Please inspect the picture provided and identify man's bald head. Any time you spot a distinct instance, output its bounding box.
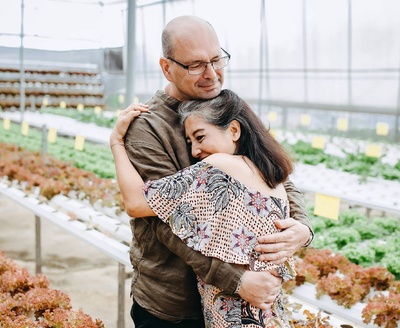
[162,15,216,58]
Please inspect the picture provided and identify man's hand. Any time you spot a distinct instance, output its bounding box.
[237,270,282,310]
[254,218,311,264]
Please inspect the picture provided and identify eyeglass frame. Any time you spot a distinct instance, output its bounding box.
[167,48,231,75]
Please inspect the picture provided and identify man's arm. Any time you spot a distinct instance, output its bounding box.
[125,118,282,306]
[284,179,311,226]
[255,179,314,264]
[152,219,281,310]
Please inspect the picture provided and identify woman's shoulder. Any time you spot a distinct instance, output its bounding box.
[202,153,239,167]
[202,153,247,175]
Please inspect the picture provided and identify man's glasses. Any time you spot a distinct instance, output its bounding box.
[167,48,231,75]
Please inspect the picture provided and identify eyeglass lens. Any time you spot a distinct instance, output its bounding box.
[188,56,229,75]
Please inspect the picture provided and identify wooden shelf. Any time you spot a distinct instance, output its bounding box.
[0,66,105,110]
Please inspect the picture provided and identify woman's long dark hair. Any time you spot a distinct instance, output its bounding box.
[178,89,293,189]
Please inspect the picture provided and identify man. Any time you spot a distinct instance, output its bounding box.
[123,15,313,327]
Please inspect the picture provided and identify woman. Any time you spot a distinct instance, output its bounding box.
[110,89,296,327]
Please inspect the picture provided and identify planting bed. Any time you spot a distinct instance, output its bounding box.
[0,111,399,327]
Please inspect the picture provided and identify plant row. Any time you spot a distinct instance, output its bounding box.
[309,209,400,279]
[0,143,124,210]
[283,139,400,182]
[43,107,117,128]
[0,251,104,328]
[1,141,399,277]
[283,247,400,328]
[37,108,400,182]
[1,119,400,184]
[0,250,335,328]
[1,142,399,327]
[0,121,116,179]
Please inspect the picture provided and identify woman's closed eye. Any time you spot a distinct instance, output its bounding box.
[195,135,205,143]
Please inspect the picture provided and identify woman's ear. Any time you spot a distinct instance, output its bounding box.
[159,57,173,82]
[229,120,241,142]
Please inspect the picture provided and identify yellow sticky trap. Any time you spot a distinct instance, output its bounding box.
[3,118,10,130]
[314,193,340,220]
[60,101,67,109]
[337,118,348,131]
[376,122,389,136]
[268,111,277,122]
[365,144,381,158]
[21,121,29,136]
[301,114,311,126]
[269,130,277,138]
[47,128,57,143]
[311,136,325,149]
[115,109,122,117]
[133,96,140,104]
[94,106,102,115]
[42,97,49,106]
[118,94,125,104]
[75,135,85,151]
[77,103,84,112]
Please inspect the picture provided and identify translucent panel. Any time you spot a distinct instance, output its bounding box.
[308,78,349,104]
[269,78,305,101]
[306,0,348,69]
[266,0,304,69]
[0,0,125,50]
[351,0,400,68]
[192,0,261,71]
[0,0,399,122]
[0,0,21,34]
[352,79,398,108]
[0,35,21,48]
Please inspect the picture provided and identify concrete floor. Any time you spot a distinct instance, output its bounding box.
[0,194,134,328]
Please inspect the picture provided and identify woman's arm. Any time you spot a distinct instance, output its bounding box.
[110,105,155,218]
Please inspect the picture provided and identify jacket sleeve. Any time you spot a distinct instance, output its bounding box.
[283,179,314,236]
[152,219,244,293]
[124,118,244,292]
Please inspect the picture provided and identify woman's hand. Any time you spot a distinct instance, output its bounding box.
[109,103,149,146]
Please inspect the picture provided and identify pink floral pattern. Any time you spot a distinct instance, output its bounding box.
[144,161,295,327]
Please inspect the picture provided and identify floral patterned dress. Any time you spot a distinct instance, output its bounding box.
[143,161,296,328]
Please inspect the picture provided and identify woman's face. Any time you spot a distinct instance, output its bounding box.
[184,115,239,160]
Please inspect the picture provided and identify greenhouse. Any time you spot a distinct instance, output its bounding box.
[0,0,399,327]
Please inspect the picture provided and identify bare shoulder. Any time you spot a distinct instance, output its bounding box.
[202,153,246,174]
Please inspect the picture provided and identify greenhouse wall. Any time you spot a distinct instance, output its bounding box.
[1,0,399,140]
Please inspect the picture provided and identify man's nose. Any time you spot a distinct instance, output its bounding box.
[202,62,218,77]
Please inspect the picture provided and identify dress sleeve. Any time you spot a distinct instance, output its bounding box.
[125,119,244,292]
[144,163,296,280]
[143,163,207,237]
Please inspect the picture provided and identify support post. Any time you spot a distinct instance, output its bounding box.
[117,263,126,328]
[125,0,137,107]
[35,215,42,274]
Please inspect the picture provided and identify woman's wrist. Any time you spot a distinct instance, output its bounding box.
[110,142,125,149]
[109,132,124,147]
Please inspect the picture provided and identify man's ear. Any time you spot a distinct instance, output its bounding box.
[160,57,173,82]
[229,120,241,141]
